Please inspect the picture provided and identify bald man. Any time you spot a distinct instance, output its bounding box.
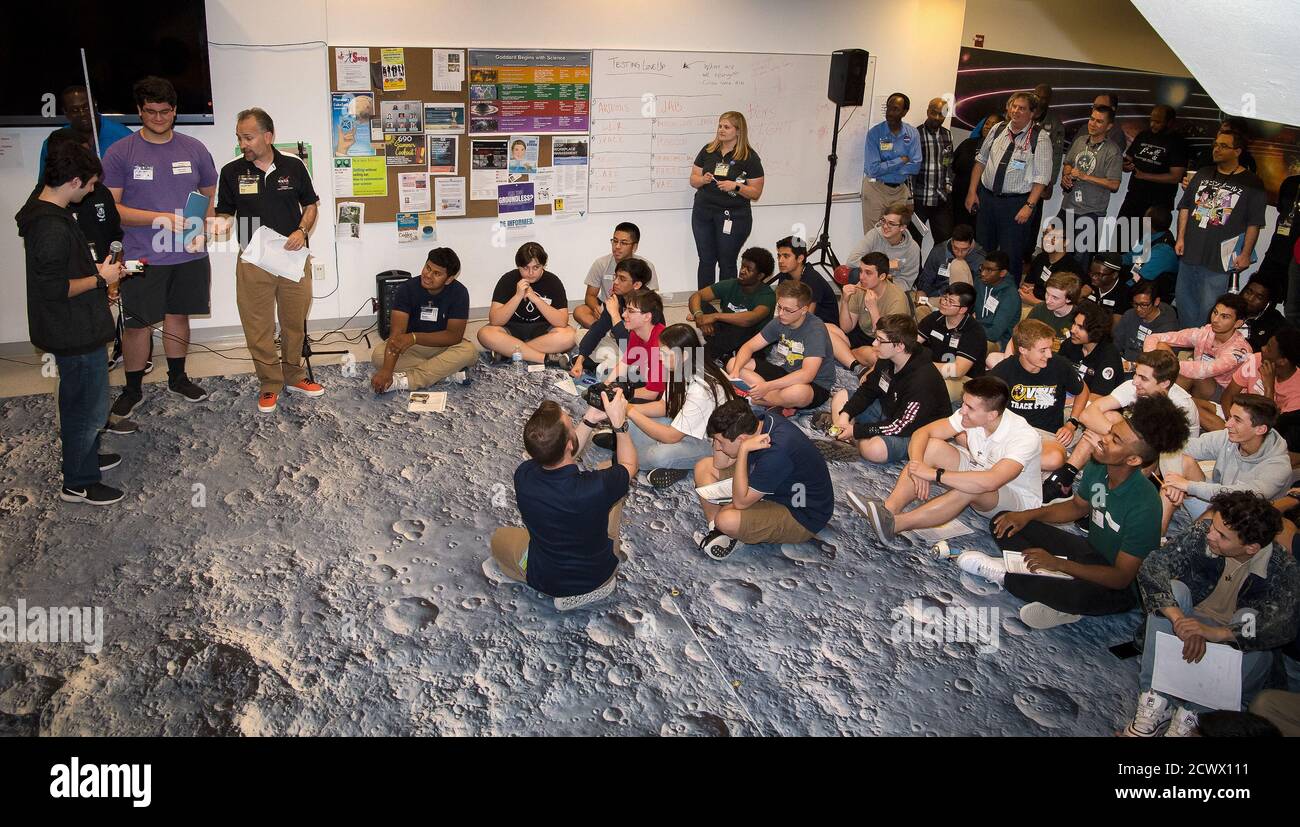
[910,97,955,247]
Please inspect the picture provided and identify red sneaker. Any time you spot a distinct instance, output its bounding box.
[258,392,278,413]
[286,380,325,397]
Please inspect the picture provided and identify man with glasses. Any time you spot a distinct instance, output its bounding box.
[727,281,835,413]
[964,91,1053,283]
[37,86,133,180]
[821,313,949,463]
[576,222,657,329]
[974,250,1021,350]
[918,282,986,402]
[916,223,984,300]
[102,76,217,418]
[847,202,921,293]
[1175,131,1267,331]
[1114,281,1179,375]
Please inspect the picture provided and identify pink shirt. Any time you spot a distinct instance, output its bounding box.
[1232,354,1300,412]
[1143,324,1251,388]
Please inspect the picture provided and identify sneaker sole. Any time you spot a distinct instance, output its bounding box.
[284,386,325,397]
[1120,719,1171,737]
[258,402,278,413]
[59,490,124,506]
[647,469,690,488]
[167,386,209,403]
[112,396,143,419]
[554,575,616,611]
[98,458,122,472]
[102,423,138,435]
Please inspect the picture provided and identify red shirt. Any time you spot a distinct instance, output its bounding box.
[626,323,666,394]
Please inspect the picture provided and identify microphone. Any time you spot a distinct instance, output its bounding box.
[108,240,123,265]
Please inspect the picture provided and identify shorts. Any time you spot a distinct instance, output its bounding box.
[750,359,832,408]
[1034,426,1083,451]
[120,257,212,328]
[505,318,554,342]
[872,433,911,462]
[717,465,816,544]
[956,445,1038,517]
[847,326,875,349]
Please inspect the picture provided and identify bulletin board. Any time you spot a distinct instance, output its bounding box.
[328,46,561,223]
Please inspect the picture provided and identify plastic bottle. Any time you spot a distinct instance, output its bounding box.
[511,346,523,369]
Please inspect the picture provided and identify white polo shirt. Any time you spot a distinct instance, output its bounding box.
[1108,380,1201,439]
[948,408,1042,507]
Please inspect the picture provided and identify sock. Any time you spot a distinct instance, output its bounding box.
[125,370,145,394]
[166,357,186,380]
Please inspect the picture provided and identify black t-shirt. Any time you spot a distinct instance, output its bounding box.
[990,354,1084,431]
[693,145,764,213]
[514,461,629,598]
[391,277,470,334]
[775,266,838,326]
[1178,166,1268,273]
[1259,175,1299,277]
[216,149,320,248]
[918,311,987,377]
[1124,128,1189,209]
[491,270,568,325]
[1025,252,1081,300]
[1241,306,1287,353]
[31,180,122,262]
[1059,339,1124,396]
[1086,280,1132,317]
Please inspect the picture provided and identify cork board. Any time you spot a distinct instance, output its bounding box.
[328,46,556,222]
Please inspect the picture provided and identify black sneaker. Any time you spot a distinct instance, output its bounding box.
[102,417,138,435]
[1041,465,1078,503]
[810,411,836,433]
[60,482,125,506]
[647,467,690,488]
[545,352,571,371]
[98,453,122,472]
[167,374,208,402]
[111,388,143,419]
[592,430,615,451]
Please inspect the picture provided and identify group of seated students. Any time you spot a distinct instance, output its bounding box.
[367,205,1300,736]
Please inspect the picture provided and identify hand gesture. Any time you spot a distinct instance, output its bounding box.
[96,258,124,286]
[1022,548,1061,573]
[739,432,771,454]
[603,388,629,429]
[992,510,1032,538]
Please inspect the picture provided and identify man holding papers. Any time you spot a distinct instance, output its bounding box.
[102,77,218,416]
[215,108,322,413]
[1123,491,1299,736]
[970,395,1189,630]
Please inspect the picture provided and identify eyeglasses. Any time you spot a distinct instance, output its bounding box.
[610,238,634,247]
[875,337,895,346]
[939,295,962,305]
[775,304,803,315]
[879,219,904,229]
[141,107,175,119]
[1132,301,1154,310]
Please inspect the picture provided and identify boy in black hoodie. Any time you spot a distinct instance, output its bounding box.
[17,141,127,505]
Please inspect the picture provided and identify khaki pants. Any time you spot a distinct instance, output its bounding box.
[490,485,627,584]
[369,338,478,389]
[861,180,912,233]
[236,258,313,393]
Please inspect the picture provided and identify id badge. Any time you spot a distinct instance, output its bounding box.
[878,376,891,393]
[880,141,893,152]
[420,305,438,323]
[1009,158,1026,172]
[713,162,729,177]
[239,175,259,195]
[133,165,153,181]
[938,264,950,278]
[723,219,733,235]
[1074,188,1084,204]
[172,161,193,176]
[984,294,1000,314]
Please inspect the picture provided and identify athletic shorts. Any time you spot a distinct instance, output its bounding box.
[750,359,831,409]
[119,257,212,328]
[717,465,816,544]
[956,445,1038,517]
[1034,426,1084,451]
[847,326,875,350]
[505,319,554,343]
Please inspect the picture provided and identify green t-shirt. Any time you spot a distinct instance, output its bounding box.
[710,279,776,319]
[1077,461,1162,566]
[1026,303,1074,350]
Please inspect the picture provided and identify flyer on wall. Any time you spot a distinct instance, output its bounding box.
[380,100,424,135]
[397,211,437,245]
[532,166,554,205]
[387,133,426,166]
[427,136,459,175]
[424,103,466,134]
[507,135,540,174]
[399,172,432,212]
[381,48,407,92]
[467,50,591,135]
[433,48,465,92]
[497,181,536,237]
[551,135,589,222]
[334,47,371,92]
[331,93,376,157]
[470,139,508,200]
[434,177,467,217]
[336,202,364,241]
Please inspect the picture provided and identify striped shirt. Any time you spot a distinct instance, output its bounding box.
[914,124,953,206]
[975,121,1053,194]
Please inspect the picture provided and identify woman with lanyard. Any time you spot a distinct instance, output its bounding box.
[690,112,765,290]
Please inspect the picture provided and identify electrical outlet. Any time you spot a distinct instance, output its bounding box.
[312,259,326,281]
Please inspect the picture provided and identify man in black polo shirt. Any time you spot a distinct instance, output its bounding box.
[215,108,321,413]
[773,235,838,326]
[1083,251,1131,323]
[918,281,986,402]
[1060,300,1125,397]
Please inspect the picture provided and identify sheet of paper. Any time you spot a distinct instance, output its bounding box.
[336,202,363,242]
[427,135,458,174]
[553,377,579,396]
[381,48,406,92]
[334,47,371,92]
[398,172,431,211]
[424,103,466,135]
[0,133,23,168]
[912,520,974,544]
[407,391,447,413]
[433,49,465,92]
[551,136,589,223]
[532,166,554,206]
[349,156,387,196]
[239,226,310,281]
[396,211,436,246]
[434,177,467,217]
[470,139,508,199]
[695,478,734,505]
[526,363,546,374]
[1152,631,1243,711]
[497,181,535,237]
[1002,550,1073,579]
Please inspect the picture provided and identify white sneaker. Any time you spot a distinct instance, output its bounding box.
[957,551,1007,586]
[1164,706,1199,737]
[376,372,409,393]
[1121,690,1172,737]
[1019,602,1083,629]
[554,574,617,611]
[693,526,740,560]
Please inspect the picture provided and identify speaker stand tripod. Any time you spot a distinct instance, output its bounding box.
[301,321,348,385]
[805,101,844,282]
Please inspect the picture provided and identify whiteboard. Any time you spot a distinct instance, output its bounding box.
[589,50,876,213]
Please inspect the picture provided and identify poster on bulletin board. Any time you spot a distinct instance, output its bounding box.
[467,50,590,135]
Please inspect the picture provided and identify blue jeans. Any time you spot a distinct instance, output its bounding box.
[975,187,1032,283]
[629,416,712,469]
[1138,580,1273,711]
[692,207,752,289]
[853,399,908,461]
[55,347,109,489]
[1174,262,1229,329]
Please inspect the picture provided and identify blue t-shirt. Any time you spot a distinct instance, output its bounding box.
[746,414,834,534]
[392,277,469,334]
[37,117,134,180]
[514,461,630,598]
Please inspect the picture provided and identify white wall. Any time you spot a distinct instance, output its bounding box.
[2,0,969,346]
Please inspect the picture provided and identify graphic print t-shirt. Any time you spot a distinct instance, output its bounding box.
[990,354,1084,431]
[1178,167,1267,273]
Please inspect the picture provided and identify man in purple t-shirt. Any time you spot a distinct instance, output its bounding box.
[102,76,217,418]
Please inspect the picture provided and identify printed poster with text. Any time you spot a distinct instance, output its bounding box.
[467,50,590,136]
[497,181,536,236]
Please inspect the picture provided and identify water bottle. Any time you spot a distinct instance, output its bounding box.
[511,346,523,369]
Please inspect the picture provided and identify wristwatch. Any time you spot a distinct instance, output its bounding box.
[1067,417,1084,430]
[94,274,107,290]
[610,422,629,433]
[935,468,944,485]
